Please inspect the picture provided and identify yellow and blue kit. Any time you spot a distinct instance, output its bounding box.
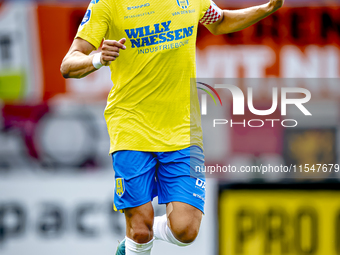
[76,0,222,212]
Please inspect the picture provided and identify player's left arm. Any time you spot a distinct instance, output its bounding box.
[204,0,284,35]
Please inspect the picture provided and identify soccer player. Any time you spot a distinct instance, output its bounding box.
[60,0,283,254]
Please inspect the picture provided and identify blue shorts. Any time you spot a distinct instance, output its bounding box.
[112,146,205,213]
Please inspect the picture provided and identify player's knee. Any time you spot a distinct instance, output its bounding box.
[130,226,153,244]
[171,222,199,244]
[127,216,153,243]
[125,202,154,243]
[168,204,202,244]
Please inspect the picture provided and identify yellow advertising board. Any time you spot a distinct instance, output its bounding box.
[219,189,340,255]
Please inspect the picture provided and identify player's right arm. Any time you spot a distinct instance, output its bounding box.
[60,38,126,79]
[60,0,126,79]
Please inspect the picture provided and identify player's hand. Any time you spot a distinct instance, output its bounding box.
[100,38,127,66]
[269,0,284,12]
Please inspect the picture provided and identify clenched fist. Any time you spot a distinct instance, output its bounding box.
[269,0,284,12]
[100,38,127,66]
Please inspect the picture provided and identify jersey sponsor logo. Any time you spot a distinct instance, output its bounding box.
[90,0,100,4]
[124,11,155,20]
[125,21,194,48]
[81,10,91,26]
[127,3,150,11]
[115,178,125,197]
[176,0,189,9]
[196,178,206,190]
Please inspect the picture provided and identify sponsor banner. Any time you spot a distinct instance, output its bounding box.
[0,175,216,255]
[219,183,340,255]
[0,174,124,255]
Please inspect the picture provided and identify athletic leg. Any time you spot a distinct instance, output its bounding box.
[124,202,154,255]
[153,146,205,246]
[125,202,154,243]
[167,201,202,243]
[112,151,158,255]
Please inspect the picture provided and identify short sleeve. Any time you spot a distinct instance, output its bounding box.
[199,0,211,20]
[76,0,112,49]
[199,0,223,25]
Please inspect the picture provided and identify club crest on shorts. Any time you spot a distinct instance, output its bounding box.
[176,0,189,9]
[116,178,125,197]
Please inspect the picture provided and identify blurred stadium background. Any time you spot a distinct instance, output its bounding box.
[0,0,340,254]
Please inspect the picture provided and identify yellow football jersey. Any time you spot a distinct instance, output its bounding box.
[76,0,211,153]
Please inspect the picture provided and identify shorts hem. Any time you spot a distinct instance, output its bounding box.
[158,196,205,214]
[114,198,152,211]
[109,144,204,155]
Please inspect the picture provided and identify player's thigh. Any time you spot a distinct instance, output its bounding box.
[112,150,157,211]
[167,201,202,229]
[156,146,206,213]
